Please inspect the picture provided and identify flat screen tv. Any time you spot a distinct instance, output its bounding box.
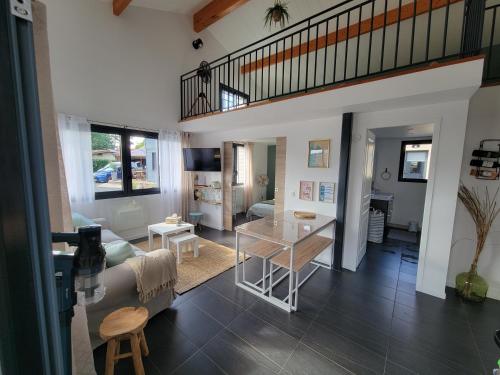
[183,148,221,172]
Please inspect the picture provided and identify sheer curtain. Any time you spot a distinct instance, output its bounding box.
[181,132,192,220]
[58,113,94,205]
[244,142,254,209]
[159,130,182,218]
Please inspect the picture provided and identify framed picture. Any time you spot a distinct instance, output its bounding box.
[299,181,314,201]
[308,139,330,168]
[319,182,335,203]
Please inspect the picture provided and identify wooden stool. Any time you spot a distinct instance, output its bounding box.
[99,307,149,375]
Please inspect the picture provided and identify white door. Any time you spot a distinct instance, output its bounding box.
[357,130,376,264]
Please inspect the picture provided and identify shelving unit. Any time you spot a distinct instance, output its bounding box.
[194,185,222,205]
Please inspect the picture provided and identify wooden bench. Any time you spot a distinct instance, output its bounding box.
[239,239,284,293]
[269,234,333,309]
[169,232,199,264]
[270,235,333,272]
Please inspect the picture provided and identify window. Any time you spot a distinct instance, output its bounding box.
[232,144,246,185]
[220,84,249,112]
[91,124,160,199]
[398,140,432,183]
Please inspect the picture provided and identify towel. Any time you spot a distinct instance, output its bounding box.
[125,249,177,303]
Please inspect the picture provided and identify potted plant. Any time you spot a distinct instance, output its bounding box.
[264,0,290,29]
[456,183,500,302]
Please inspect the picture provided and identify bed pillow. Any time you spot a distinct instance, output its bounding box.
[103,240,136,267]
[71,212,95,228]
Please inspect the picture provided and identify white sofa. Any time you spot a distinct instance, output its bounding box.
[79,221,176,349]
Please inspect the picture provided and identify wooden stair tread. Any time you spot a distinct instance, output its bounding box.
[241,240,283,258]
[270,235,333,272]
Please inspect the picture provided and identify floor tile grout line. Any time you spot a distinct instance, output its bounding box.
[382,244,482,374]
[178,231,493,374]
[168,301,243,375]
[467,315,489,374]
[297,287,388,375]
[175,271,310,374]
[220,263,338,373]
[245,307,306,342]
[383,243,404,375]
[224,324,288,373]
[277,285,356,375]
[307,317,392,364]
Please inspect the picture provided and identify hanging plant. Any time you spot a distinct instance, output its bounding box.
[264,0,290,29]
[455,183,500,302]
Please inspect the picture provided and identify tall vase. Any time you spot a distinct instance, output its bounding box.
[456,264,488,302]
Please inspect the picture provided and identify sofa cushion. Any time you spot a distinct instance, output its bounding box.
[71,212,95,228]
[103,240,136,267]
[101,229,123,244]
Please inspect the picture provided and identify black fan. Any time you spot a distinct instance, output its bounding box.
[197,61,211,84]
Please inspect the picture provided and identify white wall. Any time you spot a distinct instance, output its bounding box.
[252,143,269,204]
[448,86,500,300]
[373,137,429,228]
[346,101,471,299]
[192,117,342,225]
[192,117,342,264]
[44,0,226,130]
[43,0,227,239]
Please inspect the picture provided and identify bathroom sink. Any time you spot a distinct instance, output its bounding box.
[371,192,394,201]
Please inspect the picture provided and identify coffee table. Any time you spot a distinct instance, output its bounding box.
[148,222,195,251]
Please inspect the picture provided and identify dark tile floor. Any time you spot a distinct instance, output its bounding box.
[94,228,500,374]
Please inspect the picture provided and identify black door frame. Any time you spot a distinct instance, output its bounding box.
[0,1,64,374]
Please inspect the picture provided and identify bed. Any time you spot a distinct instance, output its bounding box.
[246,199,275,219]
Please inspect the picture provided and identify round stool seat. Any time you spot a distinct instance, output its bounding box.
[100,307,150,375]
[189,212,203,218]
[100,307,148,340]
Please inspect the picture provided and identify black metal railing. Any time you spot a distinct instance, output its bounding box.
[181,0,491,120]
[483,1,500,82]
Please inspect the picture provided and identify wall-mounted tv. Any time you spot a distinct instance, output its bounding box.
[183,148,221,172]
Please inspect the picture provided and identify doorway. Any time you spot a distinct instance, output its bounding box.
[222,137,286,230]
[357,124,434,288]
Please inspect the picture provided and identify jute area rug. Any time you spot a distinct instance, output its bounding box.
[134,236,244,294]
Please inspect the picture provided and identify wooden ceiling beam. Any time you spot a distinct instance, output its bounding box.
[113,0,133,16]
[193,0,249,33]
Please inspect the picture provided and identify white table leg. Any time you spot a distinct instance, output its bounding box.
[161,233,166,249]
[194,238,199,257]
[269,263,274,297]
[242,251,246,283]
[262,258,266,293]
[294,271,299,310]
[288,244,295,311]
[190,227,194,234]
[177,242,181,264]
[148,229,153,251]
[235,232,240,284]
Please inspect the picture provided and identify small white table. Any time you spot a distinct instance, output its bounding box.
[148,222,195,251]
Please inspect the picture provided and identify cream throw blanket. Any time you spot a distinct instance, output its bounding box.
[125,249,177,303]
